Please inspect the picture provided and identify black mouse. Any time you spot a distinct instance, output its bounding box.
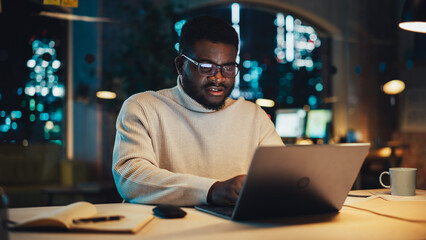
[153,204,187,219]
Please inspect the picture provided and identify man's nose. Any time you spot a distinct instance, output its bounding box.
[209,68,225,83]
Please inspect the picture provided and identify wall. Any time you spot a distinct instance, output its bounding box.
[69,0,103,181]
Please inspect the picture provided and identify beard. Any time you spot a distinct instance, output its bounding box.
[181,76,234,111]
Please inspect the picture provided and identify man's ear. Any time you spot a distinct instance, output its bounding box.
[174,56,183,75]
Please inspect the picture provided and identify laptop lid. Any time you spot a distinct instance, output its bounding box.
[231,143,370,220]
[196,143,370,221]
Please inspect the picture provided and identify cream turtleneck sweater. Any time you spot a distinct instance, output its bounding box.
[112,80,284,206]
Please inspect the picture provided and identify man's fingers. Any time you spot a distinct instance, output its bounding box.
[233,185,241,195]
[210,174,247,206]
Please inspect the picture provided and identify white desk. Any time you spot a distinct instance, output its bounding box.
[8,190,426,240]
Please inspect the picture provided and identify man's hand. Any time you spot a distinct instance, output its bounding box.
[207,175,246,206]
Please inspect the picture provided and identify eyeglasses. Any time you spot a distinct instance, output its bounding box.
[181,54,239,78]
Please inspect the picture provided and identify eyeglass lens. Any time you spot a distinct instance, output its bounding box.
[198,63,238,77]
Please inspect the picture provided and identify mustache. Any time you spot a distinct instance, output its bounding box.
[203,82,227,89]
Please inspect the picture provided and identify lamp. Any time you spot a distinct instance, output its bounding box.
[382,79,405,95]
[96,91,117,100]
[382,79,405,106]
[39,11,114,22]
[255,98,275,108]
[399,0,426,33]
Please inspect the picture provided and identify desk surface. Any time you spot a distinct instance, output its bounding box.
[8,190,426,240]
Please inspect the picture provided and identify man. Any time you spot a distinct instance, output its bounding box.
[112,16,283,206]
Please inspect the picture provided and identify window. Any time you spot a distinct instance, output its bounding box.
[0,2,67,144]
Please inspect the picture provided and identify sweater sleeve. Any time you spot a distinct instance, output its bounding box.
[112,97,216,206]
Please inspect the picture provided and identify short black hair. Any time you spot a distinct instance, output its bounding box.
[179,15,239,55]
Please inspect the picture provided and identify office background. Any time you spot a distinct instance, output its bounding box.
[0,0,425,207]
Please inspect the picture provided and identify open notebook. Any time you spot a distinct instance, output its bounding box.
[10,201,154,233]
[196,143,370,221]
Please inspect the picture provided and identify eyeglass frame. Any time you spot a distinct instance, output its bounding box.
[181,54,240,78]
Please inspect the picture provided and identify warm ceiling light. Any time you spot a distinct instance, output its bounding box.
[383,80,405,95]
[255,98,275,107]
[39,11,114,22]
[96,91,117,99]
[399,0,426,33]
[399,22,426,33]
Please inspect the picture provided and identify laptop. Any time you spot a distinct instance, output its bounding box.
[195,143,370,221]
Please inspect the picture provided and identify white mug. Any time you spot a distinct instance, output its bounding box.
[379,168,417,196]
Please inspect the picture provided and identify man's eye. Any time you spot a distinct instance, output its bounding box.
[223,65,235,71]
[199,63,214,72]
[199,63,213,69]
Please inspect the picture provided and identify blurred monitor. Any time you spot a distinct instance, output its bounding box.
[305,109,332,139]
[274,109,306,138]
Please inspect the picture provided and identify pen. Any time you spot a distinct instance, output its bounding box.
[347,194,372,198]
[72,215,125,224]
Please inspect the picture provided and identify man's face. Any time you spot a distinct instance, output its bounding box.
[177,40,238,110]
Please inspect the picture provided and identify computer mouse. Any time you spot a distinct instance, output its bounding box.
[153,204,187,219]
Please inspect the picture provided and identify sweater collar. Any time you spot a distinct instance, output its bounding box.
[174,77,234,113]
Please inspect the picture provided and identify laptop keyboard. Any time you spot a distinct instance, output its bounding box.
[196,204,235,218]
